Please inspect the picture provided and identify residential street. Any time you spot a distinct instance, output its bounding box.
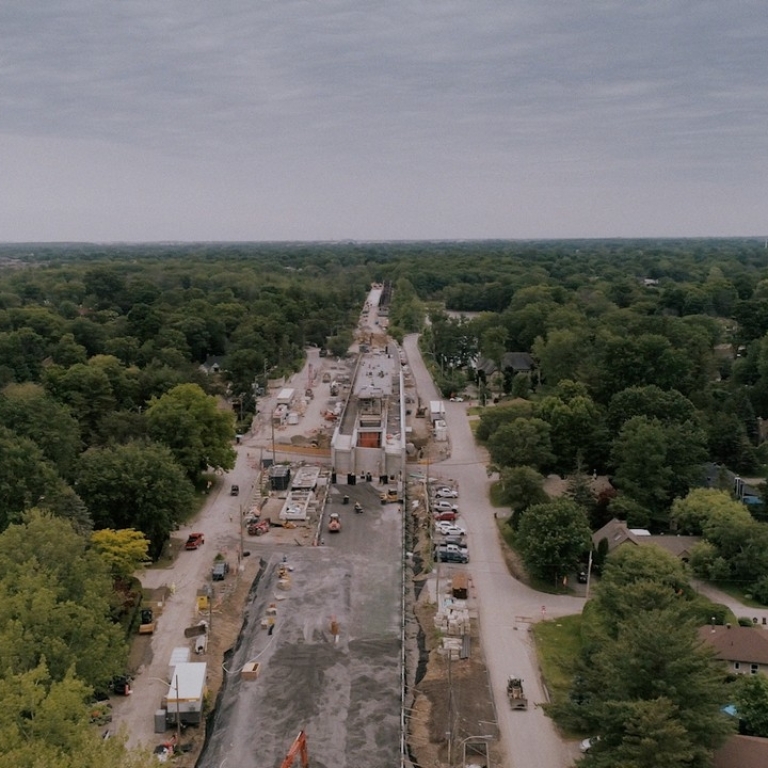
[403,334,585,768]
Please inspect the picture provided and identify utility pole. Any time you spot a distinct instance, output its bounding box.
[174,673,181,743]
[271,411,276,464]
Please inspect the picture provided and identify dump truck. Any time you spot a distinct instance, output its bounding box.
[507,675,527,710]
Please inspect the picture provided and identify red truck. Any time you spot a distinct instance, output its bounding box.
[185,532,205,550]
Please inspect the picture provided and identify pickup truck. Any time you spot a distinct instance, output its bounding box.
[435,545,469,564]
[185,532,205,550]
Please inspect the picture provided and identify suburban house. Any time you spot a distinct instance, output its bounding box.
[713,735,768,768]
[475,352,535,379]
[698,625,768,676]
[592,518,700,561]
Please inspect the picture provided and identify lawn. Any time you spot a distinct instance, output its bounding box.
[531,613,583,708]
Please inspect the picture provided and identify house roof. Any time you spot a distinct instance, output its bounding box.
[592,518,700,558]
[592,518,641,552]
[713,735,768,768]
[698,625,768,666]
[643,535,700,559]
[476,352,535,376]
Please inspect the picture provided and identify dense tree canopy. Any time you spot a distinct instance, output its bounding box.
[76,441,194,557]
[515,498,593,585]
[145,383,236,482]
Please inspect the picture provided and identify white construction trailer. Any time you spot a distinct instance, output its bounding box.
[164,662,207,726]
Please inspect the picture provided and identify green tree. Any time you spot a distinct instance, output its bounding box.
[0,382,81,478]
[497,466,548,525]
[487,417,554,471]
[611,416,707,519]
[536,388,609,473]
[670,489,746,536]
[90,528,150,580]
[0,512,126,688]
[516,498,592,584]
[607,385,697,431]
[480,326,508,395]
[0,664,156,767]
[592,546,694,636]
[145,383,236,481]
[532,328,589,387]
[475,400,534,442]
[76,441,194,558]
[579,609,733,767]
[734,671,768,737]
[43,362,117,443]
[0,425,80,531]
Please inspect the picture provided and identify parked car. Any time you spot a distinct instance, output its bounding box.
[436,548,469,564]
[433,487,459,499]
[433,500,459,513]
[109,675,132,696]
[577,571,588,584]
[433,511,458,522]
[434,522,466,537]
[185,532,205,550]
[212,561,229,581]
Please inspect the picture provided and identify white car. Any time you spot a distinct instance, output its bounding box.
[433,487,458,499]
[434,522,465,537]
[433,500,459,513]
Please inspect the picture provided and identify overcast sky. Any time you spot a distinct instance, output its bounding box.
[1,1,766,242]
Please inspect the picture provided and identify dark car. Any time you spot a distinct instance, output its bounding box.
[577,571,588,584]
[436,549,469,564]
[212,561,229,581]
[230,484,239,496]
[110,675,132,696]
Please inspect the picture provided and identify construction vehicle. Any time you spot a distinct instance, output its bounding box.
[328,512,341,532]
[248,519,270,536]
[380,489,399,504]
[507,675,527,710]
[139,608,155,634]
[280,730,309,768]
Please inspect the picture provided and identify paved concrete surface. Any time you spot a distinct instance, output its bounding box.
[198,483,403,768]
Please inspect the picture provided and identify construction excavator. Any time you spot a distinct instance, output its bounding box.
[280,730,309,768]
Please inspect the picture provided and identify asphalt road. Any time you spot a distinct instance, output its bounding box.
[403,333,586,768]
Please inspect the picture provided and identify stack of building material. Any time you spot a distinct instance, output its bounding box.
[434,600,470,636]
[439,636,464,659]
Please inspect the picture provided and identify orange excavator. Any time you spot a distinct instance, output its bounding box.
[280,730,309,768]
